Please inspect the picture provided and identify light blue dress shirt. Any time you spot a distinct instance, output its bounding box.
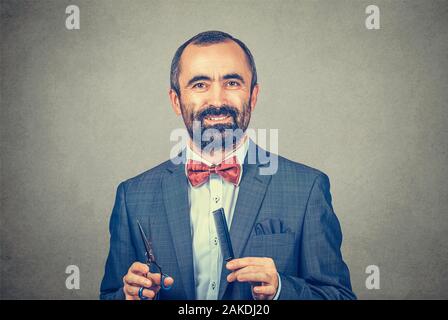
[185,137,281,300]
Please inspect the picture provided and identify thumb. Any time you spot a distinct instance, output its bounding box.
[162,275,174,288]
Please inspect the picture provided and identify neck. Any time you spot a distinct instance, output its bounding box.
[189,135,247,165]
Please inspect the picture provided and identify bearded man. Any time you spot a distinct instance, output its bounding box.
[100,30,356,300]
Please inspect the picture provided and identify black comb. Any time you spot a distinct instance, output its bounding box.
[213,208,235,262]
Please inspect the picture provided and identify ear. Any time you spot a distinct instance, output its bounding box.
[169,89,182,115]
[249,84,260,112]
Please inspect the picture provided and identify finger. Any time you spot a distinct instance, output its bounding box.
[226,257,272,270]
[251,283,268,300]
[227,266,262,282]
[130,262,150,275]
[124,272,153,288]
[231,271,272,283]
[146,272,174,288]
[252,285,277,296]
[146,272,162,286]
[162,276,174,288]
[124,286,137,300]
[129,278,171,298]
[125,285,156,299]
[140,288,156,300]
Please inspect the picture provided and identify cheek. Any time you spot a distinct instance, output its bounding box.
[181,94,205,111]
[180,95,198,111]
[227,92,249,109]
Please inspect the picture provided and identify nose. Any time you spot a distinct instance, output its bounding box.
[207,82,226,107]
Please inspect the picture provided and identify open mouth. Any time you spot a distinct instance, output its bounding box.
[204,114,232,123]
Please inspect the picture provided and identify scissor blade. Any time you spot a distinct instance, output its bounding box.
[136,219,156,262]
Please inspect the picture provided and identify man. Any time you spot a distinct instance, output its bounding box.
[100,31,356,300]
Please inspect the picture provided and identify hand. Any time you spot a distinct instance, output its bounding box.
[123,262,174,300]
[226,257,279,300]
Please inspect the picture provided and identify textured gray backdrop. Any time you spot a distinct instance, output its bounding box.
[1,0,447,299]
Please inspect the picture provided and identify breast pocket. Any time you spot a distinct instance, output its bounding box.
[244,232,297,274]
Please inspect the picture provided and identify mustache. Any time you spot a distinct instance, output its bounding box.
[194,105,239,122]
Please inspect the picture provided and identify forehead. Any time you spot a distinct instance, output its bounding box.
[179,40,251,81]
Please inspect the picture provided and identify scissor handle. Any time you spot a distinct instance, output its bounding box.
[138,273,171,300]
[160,273,172,290]
[148,261,171,291]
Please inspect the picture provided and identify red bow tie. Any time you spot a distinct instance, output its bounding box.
[186,156,241,187]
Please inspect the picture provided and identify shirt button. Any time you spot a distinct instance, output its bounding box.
[213,237,218,246]
[213,196,220,203]
[211,282,216,290]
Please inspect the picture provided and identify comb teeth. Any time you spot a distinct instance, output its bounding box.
[213,208,234,261]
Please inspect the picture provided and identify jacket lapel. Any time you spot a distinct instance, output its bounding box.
[218,142,273,299]
[162,157,196,300]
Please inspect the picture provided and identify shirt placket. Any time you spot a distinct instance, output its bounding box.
[207,173,223,300]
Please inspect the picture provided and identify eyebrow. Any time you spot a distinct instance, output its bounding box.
[185,73,246,88]
[186,75,212,88]
[222,73,245,84]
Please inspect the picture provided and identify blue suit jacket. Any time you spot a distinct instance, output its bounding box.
[100,142,356,300]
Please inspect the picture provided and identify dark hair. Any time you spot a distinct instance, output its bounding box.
[170,30,258,96]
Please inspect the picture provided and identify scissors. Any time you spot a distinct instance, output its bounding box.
[136,219,172,300]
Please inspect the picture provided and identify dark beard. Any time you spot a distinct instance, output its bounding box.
[180,100,251,151]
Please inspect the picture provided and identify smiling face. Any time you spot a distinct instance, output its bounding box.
[169,40,259,151]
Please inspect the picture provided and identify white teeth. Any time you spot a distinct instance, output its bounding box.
[208,116,228,121]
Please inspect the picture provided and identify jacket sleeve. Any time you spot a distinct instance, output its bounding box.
[278,173,356,300]
[100,182,137,300]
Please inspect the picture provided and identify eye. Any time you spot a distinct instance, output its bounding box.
[226,81,240,87]
[192,82,206,89]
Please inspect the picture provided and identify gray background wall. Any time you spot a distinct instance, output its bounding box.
[1,0,447,299]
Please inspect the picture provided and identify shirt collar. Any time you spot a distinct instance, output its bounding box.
[185,135,249,184]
